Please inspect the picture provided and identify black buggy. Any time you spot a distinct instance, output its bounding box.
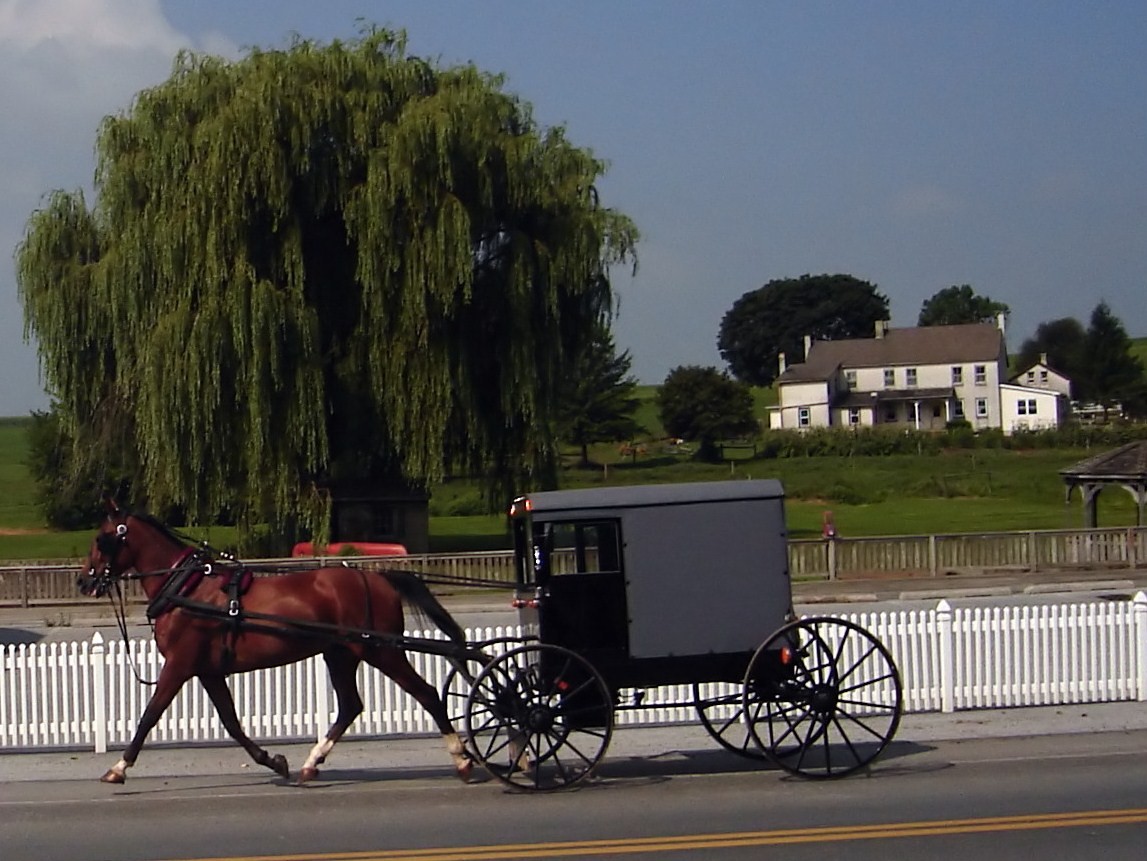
[447,479,903,791]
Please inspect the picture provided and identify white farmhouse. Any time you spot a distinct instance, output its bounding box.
[768,318,1070,433]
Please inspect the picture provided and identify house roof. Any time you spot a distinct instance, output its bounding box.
[778,323,1004,384]
[1009,361,1070,385]
[1059,441,1147,482]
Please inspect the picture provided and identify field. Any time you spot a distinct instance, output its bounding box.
[0,414,1136,560]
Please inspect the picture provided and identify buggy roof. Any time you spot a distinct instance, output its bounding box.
[513,479,784,517]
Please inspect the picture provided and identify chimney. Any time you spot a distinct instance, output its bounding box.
[803,334,812,360]
[875,320,888,339]
[778,352,787,376]
[1040,352,1048,366]
[996,311,1007,335]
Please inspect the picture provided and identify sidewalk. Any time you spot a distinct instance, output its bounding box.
[2,701,1145,785]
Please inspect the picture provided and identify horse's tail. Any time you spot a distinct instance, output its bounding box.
[379,569,467,647]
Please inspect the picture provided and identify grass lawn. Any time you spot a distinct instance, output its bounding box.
[0,415,1137,561]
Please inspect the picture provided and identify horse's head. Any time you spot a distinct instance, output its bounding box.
[78,500,135,598]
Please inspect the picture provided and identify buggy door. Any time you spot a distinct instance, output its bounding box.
[522,519,629,664]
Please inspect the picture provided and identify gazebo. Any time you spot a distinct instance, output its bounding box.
[1059,440,1147,528]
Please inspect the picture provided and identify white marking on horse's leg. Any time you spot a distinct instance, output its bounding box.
[111,758,129,777]
[444,732,473,781]
[301,738,335,773]
[445,732,468,767]
[508,731,531,772]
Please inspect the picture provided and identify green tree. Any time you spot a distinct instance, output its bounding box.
[17,29,637,542]
[917,284,1010,327]
[718,274,889,387]
[557,325,642,467]
[1014,317,1087,380]
[1079,302,1145,417]
[656,366,756,461]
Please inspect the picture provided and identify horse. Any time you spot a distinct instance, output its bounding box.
[78,501,479,785]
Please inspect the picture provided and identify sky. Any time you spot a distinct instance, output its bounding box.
[2,1,1146,415]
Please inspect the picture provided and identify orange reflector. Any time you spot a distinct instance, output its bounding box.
[780,646,793,665]
[557,679,570,692]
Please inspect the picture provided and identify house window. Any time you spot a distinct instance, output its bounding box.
[974,365,987,385]
[798,407,810,427]
[975,398,988,418]
[844,370,856,388]
[953,400,965,419]
[906,368,918,388]
[884,407,897,422]
[883,368,895,388]
[848,407,860,425]
[951,366,963,385]
[1018,399,1038,416]
[932,405,942,418]
[1026,370,1035,382]
[1039,370,1048,384]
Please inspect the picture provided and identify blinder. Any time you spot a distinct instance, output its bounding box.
[79,522,129,598]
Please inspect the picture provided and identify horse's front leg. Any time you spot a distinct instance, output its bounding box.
[101,663,189,784]
[198,674,289,780]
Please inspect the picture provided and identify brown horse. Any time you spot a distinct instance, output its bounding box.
[78,501,477,785]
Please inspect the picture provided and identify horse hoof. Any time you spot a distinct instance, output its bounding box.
[100,770,125,784]
[456,759,475,783]
[268,754,290,780]
[298,766,319,784]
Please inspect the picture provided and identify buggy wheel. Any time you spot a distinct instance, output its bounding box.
[693,683,767,760]
[742,616,902,779]
[465,643,613,791]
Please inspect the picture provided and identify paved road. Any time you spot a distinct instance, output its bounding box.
[4,712,1147,860]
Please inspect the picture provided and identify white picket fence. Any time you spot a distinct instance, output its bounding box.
[4,594,1147,753]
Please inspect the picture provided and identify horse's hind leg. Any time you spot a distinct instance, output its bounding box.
[364,648,473,782]
[199,674,289,780]
[299,647,364,784]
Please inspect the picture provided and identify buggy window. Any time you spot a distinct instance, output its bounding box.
[515,518,622,586]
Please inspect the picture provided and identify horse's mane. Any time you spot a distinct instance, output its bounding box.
[129,510,189,550]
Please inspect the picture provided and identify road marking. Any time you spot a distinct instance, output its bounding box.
[155,807,1147,860]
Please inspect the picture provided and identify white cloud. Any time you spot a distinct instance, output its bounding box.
[0,0,225,413]
[0,0,185,52]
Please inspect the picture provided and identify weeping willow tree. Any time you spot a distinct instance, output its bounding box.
[17,28,638,541]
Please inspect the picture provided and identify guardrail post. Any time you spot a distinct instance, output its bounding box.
[91,632,108,754]
[1134,591,1147,703]
[936,599,955,713]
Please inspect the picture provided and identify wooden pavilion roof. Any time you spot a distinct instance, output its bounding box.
[1059,441,1147,483]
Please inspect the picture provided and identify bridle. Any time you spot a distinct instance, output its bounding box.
[84,522,130,598]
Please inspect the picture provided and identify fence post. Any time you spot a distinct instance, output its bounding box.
[928,535,937,577]
[1134,591,1147,703]
[826,538,837,581]
[91,632,108,754]
[936,599,955,713]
